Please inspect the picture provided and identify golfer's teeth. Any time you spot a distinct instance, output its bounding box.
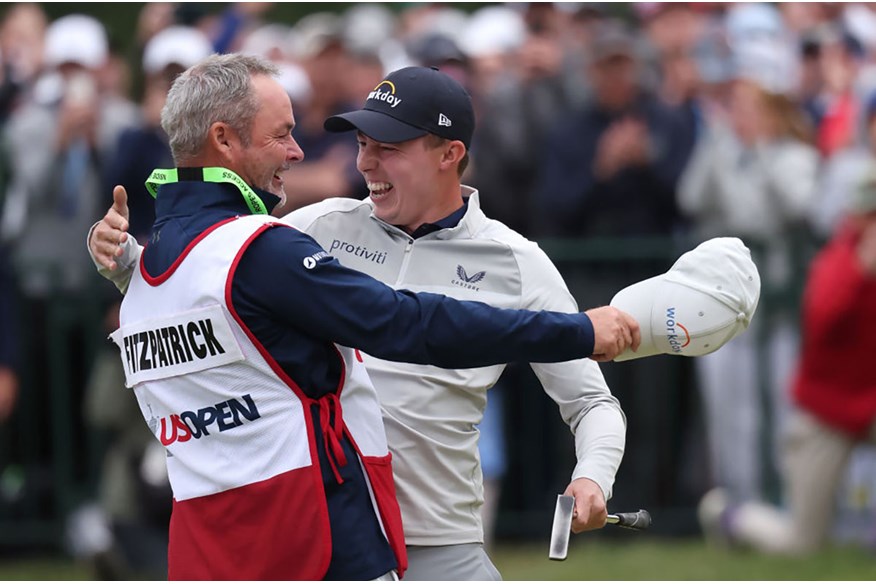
[368,182,391,193]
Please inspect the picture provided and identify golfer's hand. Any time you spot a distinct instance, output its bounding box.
[563,478,607,533]
[585,306,640,362]
[90,185,130,271]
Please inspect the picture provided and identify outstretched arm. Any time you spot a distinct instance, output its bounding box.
[86,185,143,293]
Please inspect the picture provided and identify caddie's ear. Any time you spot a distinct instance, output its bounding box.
[208,121,237,161]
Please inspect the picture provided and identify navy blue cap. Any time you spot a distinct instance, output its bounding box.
[324,66,474,148]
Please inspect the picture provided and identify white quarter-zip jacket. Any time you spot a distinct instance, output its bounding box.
[286,187,625,546]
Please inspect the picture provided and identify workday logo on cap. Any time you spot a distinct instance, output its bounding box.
[663,307,690,354]
[367,80,402,109]
[324,66,475,148]
[610,237,761,362]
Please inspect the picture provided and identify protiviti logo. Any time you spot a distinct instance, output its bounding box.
[157,394,261,446]
[367,80,402,108]
[329,239,387,264]
[664,307,691,354]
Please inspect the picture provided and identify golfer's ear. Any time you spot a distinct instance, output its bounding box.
[439,140,466,171]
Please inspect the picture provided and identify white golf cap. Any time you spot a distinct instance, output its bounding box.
[142,26,213,75]
[610,237,761,362]
[44,14,108,70]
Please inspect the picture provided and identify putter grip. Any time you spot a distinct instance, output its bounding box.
[612,509,651,530]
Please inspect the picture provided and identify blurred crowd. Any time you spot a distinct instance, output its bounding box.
[0,1,875,575]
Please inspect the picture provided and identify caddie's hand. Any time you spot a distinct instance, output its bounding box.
[585,306,641,362]
[563,477,607,533]
[90,185,130,271]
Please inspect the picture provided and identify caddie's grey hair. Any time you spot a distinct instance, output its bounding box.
[161,53,280,163]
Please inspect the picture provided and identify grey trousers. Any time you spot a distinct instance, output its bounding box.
[403,543,502,581]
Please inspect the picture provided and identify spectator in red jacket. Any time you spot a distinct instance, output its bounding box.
[698,165,876,554]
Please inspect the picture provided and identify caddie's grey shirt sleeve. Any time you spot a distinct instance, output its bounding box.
[87,221,142,294]
[518,241,626,500]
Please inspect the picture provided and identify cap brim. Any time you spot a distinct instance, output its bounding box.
[324,109,428,143]
[610,275,664,362]
[611,276,745,362]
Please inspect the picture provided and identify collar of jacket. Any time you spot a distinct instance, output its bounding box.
[153,174,283,219]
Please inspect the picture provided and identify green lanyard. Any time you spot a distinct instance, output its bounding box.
[144,167,269,215]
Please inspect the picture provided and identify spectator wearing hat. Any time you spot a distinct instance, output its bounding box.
[1,13,139,390]
[2,14,139,297]
[699,166,876,555]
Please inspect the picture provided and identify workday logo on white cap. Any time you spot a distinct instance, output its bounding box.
[610,237,761,362]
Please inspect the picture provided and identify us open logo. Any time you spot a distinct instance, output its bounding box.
[155,394,261,446]
[664,307,690,353]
